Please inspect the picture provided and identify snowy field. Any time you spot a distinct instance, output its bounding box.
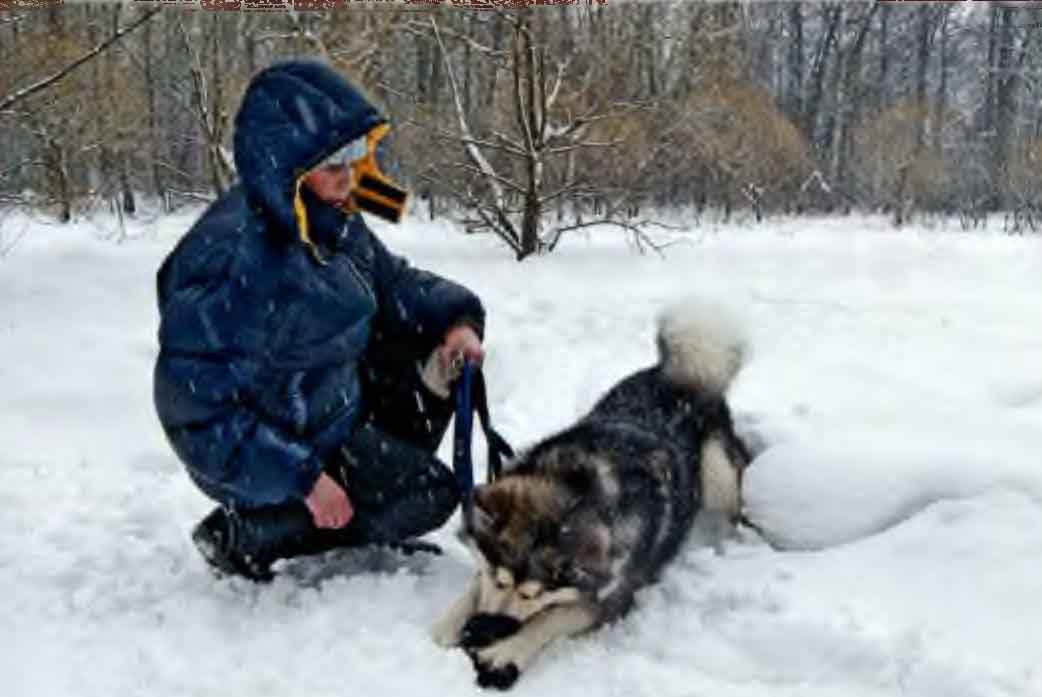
[2,207,1040,697]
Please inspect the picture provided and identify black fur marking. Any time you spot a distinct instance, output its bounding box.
[460,613,522,649]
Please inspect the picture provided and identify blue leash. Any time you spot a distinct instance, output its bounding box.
[452,361,475,496]
[452,361,513,500]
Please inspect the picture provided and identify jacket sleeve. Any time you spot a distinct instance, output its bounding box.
[360,220,486,349]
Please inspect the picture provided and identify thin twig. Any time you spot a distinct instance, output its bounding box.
[0,7,162,114]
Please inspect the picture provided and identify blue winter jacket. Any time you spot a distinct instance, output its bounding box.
[153,60,484,508]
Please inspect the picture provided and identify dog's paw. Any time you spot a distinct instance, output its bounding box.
[460,613,522,650]
[468,634,533,690]
[475,661,520,691]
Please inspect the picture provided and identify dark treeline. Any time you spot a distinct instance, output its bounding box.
[2,2,1041,254]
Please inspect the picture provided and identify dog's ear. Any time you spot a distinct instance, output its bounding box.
[469,484,501,535]
[472,482,529,534]
[535,446,595,494]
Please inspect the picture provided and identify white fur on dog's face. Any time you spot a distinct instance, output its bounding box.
[468,543,582,622]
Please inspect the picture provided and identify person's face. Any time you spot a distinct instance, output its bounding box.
[303,164,352,208]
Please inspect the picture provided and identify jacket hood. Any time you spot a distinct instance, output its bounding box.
[233,59,386,239]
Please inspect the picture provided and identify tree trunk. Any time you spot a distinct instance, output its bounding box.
[515,12,540,259]
[878,4,889,111]
[463,13,471,116]
[916,5,931,148]
[788,3,803,120]
[416,29,429,102]
[834,5,878,186]
[984,7,998,134]
[51,136,71,223]
[992,8,1017,210]
[934,9,949,154]
[803,4,841,147]
[145,12,168,211]
[120,154,135,215]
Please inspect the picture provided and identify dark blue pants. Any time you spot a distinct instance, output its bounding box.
[341,334,460,540]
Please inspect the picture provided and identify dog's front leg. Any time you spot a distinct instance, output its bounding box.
[472,602,598,690]
[431,573,480,647]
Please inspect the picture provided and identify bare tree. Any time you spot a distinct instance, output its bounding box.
[175,12,235,196]
[430,10,661,260]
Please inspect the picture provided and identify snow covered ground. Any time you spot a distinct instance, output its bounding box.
[2,207,1040,697]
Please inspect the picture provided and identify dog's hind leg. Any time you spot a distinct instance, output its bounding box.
[431,573,481,647]
[700,435,742,521]
[472,602,598,689]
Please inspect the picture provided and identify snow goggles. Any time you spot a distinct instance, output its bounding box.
[318,123,409,224]
[317,136,369,170]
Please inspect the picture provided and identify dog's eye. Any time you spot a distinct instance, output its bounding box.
[517,581,543,600]
[553,565,576,588]
[494,567,514,591]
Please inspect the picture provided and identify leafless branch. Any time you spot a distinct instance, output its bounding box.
[544,140,622,156]
[544,217,680,257]
[537,182,600,207]
[456,163,528,195]
[0,157,47,179]
[0,207,27,258]
[544,56,571,114]
[429,129,528,159]
[432,16,513,229]
[404,19,510,62]
[490,129,525,151]
[420,172,523,255]
[0,7,162,114]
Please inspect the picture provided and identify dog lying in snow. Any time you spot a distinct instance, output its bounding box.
[431,300,751,689]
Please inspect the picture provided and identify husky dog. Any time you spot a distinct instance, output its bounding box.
[431,301,751,689]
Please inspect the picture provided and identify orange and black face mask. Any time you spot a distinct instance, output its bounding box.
[317,123,409,224]
[292,124,411,264]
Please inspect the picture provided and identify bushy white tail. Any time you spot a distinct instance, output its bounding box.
[656,298,748,394]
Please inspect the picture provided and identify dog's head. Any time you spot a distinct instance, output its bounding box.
[461,473,611,621]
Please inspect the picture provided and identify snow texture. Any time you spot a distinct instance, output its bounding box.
[1,209,1040,697]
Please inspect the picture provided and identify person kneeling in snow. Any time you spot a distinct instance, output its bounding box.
[153,59,484,582]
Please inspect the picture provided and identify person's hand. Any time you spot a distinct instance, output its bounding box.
[305,471,354,529]
[440,324,484,370]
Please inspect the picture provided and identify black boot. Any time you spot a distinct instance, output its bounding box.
[192,507,277,582]
[192,503,369,583]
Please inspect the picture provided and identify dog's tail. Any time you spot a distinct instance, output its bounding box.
[656,298,748,395]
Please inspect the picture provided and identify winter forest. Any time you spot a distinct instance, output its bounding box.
[4,1,1042,256]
